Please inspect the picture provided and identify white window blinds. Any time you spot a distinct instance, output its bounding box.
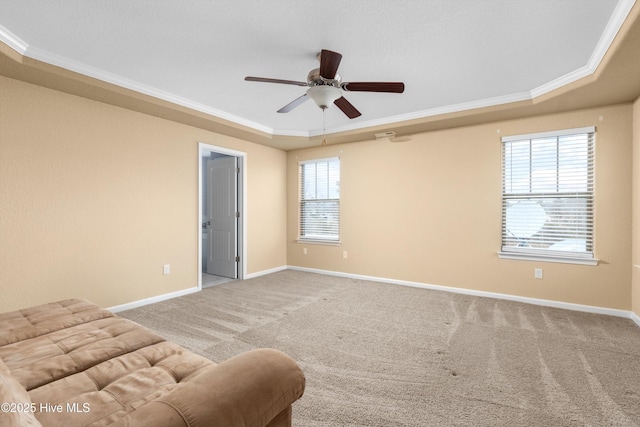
[500,127,595,263]
[299,157,340,242]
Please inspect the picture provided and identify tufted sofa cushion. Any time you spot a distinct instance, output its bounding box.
[0,299,305,427]
[0,368,42,427]
[0,299,115,347]
[27,340,216,426]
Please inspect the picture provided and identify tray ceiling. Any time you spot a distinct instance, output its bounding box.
[0,1,636,141]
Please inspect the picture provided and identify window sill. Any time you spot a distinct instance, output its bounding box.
[498,252,599,266]
[297,239,341,246]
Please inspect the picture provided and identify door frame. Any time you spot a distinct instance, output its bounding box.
[198,142,246,289]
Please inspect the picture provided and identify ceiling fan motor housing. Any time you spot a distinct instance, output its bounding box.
[307,68,342,87]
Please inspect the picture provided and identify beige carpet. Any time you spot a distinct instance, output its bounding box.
[119,270,640,426]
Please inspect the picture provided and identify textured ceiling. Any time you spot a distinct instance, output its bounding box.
[0,1,635,138]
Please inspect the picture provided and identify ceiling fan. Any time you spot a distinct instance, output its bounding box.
[245,49,405,119]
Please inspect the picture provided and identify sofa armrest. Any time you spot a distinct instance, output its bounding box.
[110,348,305,427]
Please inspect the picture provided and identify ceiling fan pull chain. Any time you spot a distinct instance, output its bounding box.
[322,108,328,146]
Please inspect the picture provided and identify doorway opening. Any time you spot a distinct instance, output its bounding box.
[198,143,246,289]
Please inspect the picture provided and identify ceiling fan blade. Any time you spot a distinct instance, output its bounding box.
[245,76,308,87]
[319,49,342,80]
[334,96,361,119]
[341,82,405,93]
[277,94,310,113]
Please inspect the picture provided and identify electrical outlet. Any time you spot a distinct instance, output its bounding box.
[303,248,307,255]
[343,251,348,259]
[163,264,170,275]
[534,268,543,279]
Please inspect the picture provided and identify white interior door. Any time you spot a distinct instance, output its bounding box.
[206,156,238,278]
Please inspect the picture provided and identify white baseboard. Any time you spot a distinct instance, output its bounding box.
[287,266,634,321]
[107,265,288,313]
[244,265,288,280]
[632,311,640,327]
[108,286,199,313]
[106,265,640,327]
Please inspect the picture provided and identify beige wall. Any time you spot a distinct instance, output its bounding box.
[633,96,640,318]
[1,72,635,314]
[287,104,633,310]
[0,76,287,312]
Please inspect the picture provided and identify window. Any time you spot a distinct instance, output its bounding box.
[499,127,596,265]
[299,157,340,243]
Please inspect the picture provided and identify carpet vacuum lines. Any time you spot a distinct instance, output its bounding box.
[120,270,640,427]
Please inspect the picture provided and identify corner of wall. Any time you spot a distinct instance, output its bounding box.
[632,95,640,320]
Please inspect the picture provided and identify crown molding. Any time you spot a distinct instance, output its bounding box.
[1,0,636,139]
[25,45,277,136]
[0,26,276,135]
[0,25,27,54]
[530,0,635,99]
[316,0,636,137]
[308,91,533,137]
[589,0,636,73]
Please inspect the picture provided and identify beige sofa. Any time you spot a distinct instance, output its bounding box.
[0,299,305,427]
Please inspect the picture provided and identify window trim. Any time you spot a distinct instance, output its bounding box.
[298,157,341,245]
[500,126,596,143]
[499,126,598,266]
[497,251,599,266]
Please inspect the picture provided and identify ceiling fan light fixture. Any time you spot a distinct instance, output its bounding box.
[307,86,341,110]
